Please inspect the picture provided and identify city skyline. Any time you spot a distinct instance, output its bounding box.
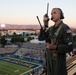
[0,0,76,28]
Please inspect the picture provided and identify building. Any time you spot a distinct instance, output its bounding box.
[0,24,40,35]
[0,24,76,36]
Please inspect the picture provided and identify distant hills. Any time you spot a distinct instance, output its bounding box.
[0,24,76,31]
[0,24,40,30]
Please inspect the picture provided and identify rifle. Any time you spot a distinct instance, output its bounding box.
[36,3,49,28]
[36,16,42,29]
[44,3,49,27]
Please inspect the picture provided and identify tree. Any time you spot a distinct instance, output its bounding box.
[1,37,7,47]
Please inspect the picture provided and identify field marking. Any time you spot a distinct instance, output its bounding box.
[0,57,43,75]
[14,70,19,72]
[20,69,33,75]
[0,60,30,75]
[0,67,13,75]
[0,63,15,72]
[20,65,42,75]
[0,62,19,75]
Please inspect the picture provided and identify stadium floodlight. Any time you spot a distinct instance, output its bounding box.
[0,24,6,35]
[1,24,6,28]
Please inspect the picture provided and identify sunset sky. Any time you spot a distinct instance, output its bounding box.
[0,0,76,28]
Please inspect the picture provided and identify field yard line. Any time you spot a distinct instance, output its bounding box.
[0,68,14,75]
[20,65,42,75]
[0,64,15,72]
[20,69,33,75]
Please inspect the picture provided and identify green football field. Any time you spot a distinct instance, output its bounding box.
[0,60,30,75]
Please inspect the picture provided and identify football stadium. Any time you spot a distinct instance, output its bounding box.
[0,43,45,75]
[0,0,76,75]
[0,57,42,75]
[0,42,76,75]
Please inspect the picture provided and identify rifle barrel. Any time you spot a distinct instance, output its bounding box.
[47,3,49,16]
[36,16,42,28]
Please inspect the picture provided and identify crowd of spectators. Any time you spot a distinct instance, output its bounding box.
[0,48,18,55]
[15,42,46,60]
[15,42,76,60]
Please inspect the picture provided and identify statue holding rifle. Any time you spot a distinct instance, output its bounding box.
[37,3,74,75]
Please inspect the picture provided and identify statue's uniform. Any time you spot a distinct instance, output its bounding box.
[38,21,73,75]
